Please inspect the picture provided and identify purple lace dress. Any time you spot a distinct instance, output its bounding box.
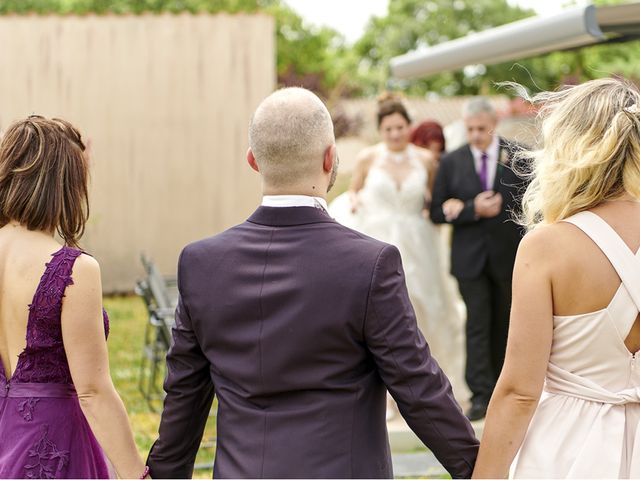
[0,246,111,478]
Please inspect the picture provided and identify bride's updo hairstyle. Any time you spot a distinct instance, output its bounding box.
[518,77,640,229]
[376,91,411,127]
[0,115,89,247]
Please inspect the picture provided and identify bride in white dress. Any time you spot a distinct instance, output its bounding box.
[330,95,467,405]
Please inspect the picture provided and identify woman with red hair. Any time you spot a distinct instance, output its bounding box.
[410,120,446,162]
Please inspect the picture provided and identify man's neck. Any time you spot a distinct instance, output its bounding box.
[261,194,329,211]
[262,187,327,201]
[471,136,499,155]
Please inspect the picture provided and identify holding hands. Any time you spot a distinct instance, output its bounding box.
[474,190,502,218]
[442,191,502,222]
[443,198,465,222]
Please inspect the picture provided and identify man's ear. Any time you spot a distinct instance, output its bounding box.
[247,148,260,173]
[323,144,336,173]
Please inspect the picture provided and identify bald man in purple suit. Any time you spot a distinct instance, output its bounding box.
[147,87,479,479]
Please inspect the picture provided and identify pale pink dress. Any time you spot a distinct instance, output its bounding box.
[512,211,640,478]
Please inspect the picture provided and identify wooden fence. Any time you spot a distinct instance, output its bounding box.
[0,14,275,291]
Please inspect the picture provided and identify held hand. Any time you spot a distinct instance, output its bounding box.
[488,192,503,217]
[443,198,465,221]
[349,191,361,214]
[424,189,432,208]
[474,191,503,218]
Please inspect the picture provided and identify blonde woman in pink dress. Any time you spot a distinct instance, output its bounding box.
[473,78,640,478]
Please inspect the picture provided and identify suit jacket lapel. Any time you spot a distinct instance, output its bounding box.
[463,145,484,192]
[492,137,507,191]
[247,206,335,227]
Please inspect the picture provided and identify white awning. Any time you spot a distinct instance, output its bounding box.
[390,3,640,79]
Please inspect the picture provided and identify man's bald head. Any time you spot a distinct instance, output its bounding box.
[249,87,335,188]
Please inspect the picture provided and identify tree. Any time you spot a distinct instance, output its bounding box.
[353,0,537,96]
[552,0,640,85]
[0,0,274,14]
[501,0,640,93]
[354,0,640,96]
[265,2,351,95]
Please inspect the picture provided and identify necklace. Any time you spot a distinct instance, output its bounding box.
[384,145,410,165]
[388,152,406,164]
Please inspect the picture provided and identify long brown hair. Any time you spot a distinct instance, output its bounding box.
[0,115,89,247]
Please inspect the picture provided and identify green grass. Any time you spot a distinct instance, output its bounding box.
[105,295,216,477]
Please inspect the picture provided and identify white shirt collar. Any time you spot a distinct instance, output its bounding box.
[469,136,501,190]
[470,135,500,162]
[261,195,329,211]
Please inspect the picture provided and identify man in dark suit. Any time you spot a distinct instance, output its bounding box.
[147,87,478,478]
[430,97,527,421]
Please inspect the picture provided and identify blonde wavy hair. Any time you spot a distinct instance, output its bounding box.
[519,77,640,229]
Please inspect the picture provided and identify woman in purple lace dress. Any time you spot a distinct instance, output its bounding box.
[0,116,146,478]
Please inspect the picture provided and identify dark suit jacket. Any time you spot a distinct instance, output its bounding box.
[430,138,527,280]
[147,206,479,479]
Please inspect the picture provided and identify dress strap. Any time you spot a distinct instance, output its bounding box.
[24,246,84,352]
[31,246,83,308]
[564,211,640,311]
[372,143,388,167]
[407,144,427,171]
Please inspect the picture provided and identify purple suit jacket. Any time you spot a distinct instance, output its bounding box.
[147,206,478,478]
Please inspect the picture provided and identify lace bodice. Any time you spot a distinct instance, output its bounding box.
[358,144,428,216]
[0,246,109,385]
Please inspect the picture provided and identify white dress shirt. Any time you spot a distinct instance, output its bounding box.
[261,195,329,211]
[470,136,500,190]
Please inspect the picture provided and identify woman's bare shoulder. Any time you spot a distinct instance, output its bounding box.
[67,253,102,296]
[521,222,573,245]
[354,144,380,169]
[519,221,592,265]
[411,144,432,157]
[73,252,100,275]
[412,145,436,167]
[356,144,379,160]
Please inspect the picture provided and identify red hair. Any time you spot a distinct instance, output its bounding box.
[410,120,445,152]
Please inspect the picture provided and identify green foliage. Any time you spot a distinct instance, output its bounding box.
[265,2,351,95]
[1,0,639,97]
[0,0,275,15]
[490,0,640,92]
[354,0,640,96]
[353,0,537,95]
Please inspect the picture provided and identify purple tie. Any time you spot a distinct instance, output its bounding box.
[479,151,489,191]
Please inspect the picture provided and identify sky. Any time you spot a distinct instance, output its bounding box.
[285,0,590,44]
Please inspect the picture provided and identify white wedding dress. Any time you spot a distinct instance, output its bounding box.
[330,144,467,402]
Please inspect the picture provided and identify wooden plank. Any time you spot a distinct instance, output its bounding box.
[0,14,275,291]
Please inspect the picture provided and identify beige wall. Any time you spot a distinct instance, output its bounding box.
[0,14,275,292]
